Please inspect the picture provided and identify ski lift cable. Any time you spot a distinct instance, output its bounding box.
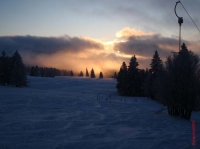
[179,1,200,34]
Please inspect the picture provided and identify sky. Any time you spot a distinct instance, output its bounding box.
[0,0,200,76]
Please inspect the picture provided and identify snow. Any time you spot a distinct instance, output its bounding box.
[0,76,199,149]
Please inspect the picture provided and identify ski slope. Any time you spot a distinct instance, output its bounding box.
[0,76,199,149]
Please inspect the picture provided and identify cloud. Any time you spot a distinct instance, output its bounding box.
[114,27,200,69]
[0,35,104,55]
[116,27,153,38]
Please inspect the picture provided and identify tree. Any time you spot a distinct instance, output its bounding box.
[126,55,142,96]
[99,72,103,78]
[113,72,117,79]
[30,65,39,76]
[116,62,128,95]
[163,43,200,120]
[70,70,74,76]
[148,50,163,100]
[86,68,89,77]
[90,68,95,78]
[0,51,11,85]
[150,50,163,78]
[10,51,27,87]
[79,71,84,77]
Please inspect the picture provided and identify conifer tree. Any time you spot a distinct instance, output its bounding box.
[70,70,74,76]
[116,62,128,95]
[0,51,11,85]
[150,50,163,78]
[126,55,141,96]
[86,68,89,77]
[90,68,95,78]
[113,72,117,79]
[10,51,27,87]
[79,71,84,77]
[99,72,103,78]
[30,66,36,76]
[164,43,200,120]
[148,50,163,100]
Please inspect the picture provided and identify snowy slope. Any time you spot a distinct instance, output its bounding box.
[0,76,199,149]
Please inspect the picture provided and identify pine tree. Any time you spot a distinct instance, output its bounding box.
[99,72,103,78]
[126,55,142,96]
[164,43,200,120]
[150,50,163,78]
[86,68,89,77]
[10,51,27,87]
[70,70,74,76]
[0,51,11,85]
[148,50,163,100]
[113,72,117,79]
[79,71,84,77]
[91,68,95,78]
[116,62,128,95]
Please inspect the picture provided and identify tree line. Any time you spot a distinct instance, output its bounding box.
[116,43,200,120]
[0,51,27,87]
[27,66,104,79]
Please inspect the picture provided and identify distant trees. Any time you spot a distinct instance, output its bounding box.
[99,72,103,78]
[0,50,27,87]
[29,66,60,77]
[86,68,89,77]
[79,71,84,77]
[113,72,117,79]
[90,68,96,78]
[70,70,74,76]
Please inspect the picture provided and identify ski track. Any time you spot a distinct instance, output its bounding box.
[0,76,200,149]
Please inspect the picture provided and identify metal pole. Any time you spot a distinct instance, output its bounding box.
[175,1,183,52]
[179,24,181,52]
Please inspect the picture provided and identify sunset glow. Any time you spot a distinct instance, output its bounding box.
[0,0,200,77]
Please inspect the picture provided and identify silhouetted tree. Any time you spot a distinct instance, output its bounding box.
[0,51,11,85]
[79,71,84,77]
[70,70,74,76]
[30,65,40,76]
[142,68,151,98]
[99,72,103,78]
[113,71,117,79]
[148,50,163,100]
[164,43,200,120]
[126,55,142,96]
[116,62,127,95]
[90,68,95,78]
[150,50,163,77]
[86,68,89,77]
[10,51,27,87]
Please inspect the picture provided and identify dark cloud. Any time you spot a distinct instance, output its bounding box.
[114,34,191,58]
[0,35,104,55]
